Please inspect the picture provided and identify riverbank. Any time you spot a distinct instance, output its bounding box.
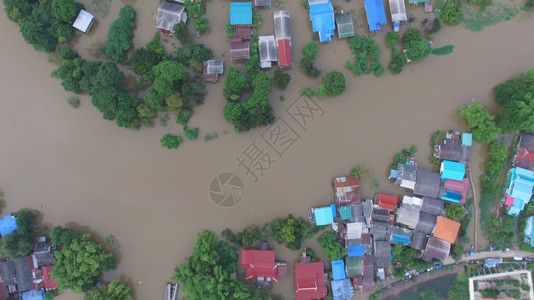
[379,267,462,299]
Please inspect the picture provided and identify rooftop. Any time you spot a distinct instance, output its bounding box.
[308,0,335,42]
[258,35,277,68]
[335,13,355,38]
[241,250,279,282]
[230,2,253,25]
[333,176,361,205]
[411,231,428,250]
[414,169,442,198]
[314,206,334,226]
[416,212,438,235]
[422,237,451,262]
[0,215,18,237]
[155,2,186,33]
[441,178,470,203]
[364,0,387,31]
[42,265,58,290]
[420,196,445,216]
[433,216,461,244]
[72,10,94,33]
[230,38,251,60]
[15,256,33,292]
[294,262,327,300]
[520,134,534,151]
[376,193,400,211]
[331,260,346,280]
[331,279,354,300]
[440,160,466,181]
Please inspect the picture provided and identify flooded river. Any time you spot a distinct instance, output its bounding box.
[0,0,533,298]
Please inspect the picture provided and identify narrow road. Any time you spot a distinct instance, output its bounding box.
[442,249,534,265]
[467,163,478,252]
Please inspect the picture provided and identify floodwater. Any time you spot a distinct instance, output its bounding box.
[382,273,457,300]
[0,0,533,298]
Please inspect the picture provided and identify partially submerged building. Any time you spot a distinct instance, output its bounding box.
[333,176,361,206]
[433,132,472,163]
[388,0,406,31]
[230,2,253,25]
[440,178,470,203]
[0,215,18,237]
[254,0,272,7]
[414,169,441,198]
[230,37,251,60]
[73,10,95,33]
[309,205,335,226]
[364,0,387,31]
[433,216,460,244]
[440,161,466,181]
[202,60,224,83]
[273,10,293,68]
[376,193,400,211]
[241,250,286,288]
[422,237,450,262]
[258,35,278,68]
[331,279,354,300]
[294,261,327,300]
[335,13,355,39]
[506,167,534,216]
[308,0,335,42]
[155,2,187,35]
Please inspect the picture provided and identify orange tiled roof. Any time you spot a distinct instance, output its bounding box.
[433,216,461,244]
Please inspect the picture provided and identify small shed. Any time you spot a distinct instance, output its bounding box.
[155,2,187,35]
[72,10,95,33]
[230,2,253,25]
[364,0,387,31]
[331,260,346,280]
[258,35,277,68]
[335,13,355,38]
[203,60,224,83]
[254,0,272,7]
[230,38,251,60]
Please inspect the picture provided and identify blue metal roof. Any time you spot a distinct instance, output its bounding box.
[0,215,18,237]
[348,245,365,257]
[441,160,465,181]
[331,260,346,280]
[230,2,253,25]
[391,233,410,245]
[484,258,502,268]
[331,203,337,217]
[22,290,45,300]
[309,0,335,42]
[389,169,398,179]
[315,206,334,226]
[442,190,462,203]
[462,133,472,146]
[364,0,387,31]
[508,206,521,216]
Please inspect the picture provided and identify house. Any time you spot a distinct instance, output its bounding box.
[331,279,354,300]
[364,0,387,31]
[433,132,472,163]
[339,206,352,221]
[388,0,406,31]
[72,10,95,33]
[0,215,18,237]
[258,35,278,68]
[241,250,285,288]
[373,240,391,268]
[254,0,272,7]
[230,37,251,60]
[363,199,374,226]
[362,255,375,291]
[308,0,335,42]
[0,260,16,293]
[422,237,450,262]
[440,161,465,181]
[515,134,534,170]
[230,2,253,25]
[310,205,335,226]
[524,216,534,247]
[506,167,534,216]
[234,24,252,40]
[332,260,346,280]
[42,265,58,290]
[333,176,361,206]
[395,160,417,190]
[21,290,45,300]
[294,261,327,300]
[410,230,428,250]
[420,196,445,216]
[441,178,470,203]
[14,256,33,292]
[273,11,293,68]
[155,2,187,35]
[416,212,438,235]
[376,193,400,211]
[202,60,224,83]
[414,169,442,198]
[33,240,54,267]
[389,226,413,245]
[433,216,460,244]
[345,222,363,242]
[345,256,363,277]
[335,13,355,38]
[371,208,391,225]
[370,223,388,241]
[395,196,422,229]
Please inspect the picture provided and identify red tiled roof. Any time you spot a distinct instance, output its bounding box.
[515,148,534,170]
[433,216,461,244]
[277,39,292,68]
[241,250,279,282]
[444,178,470,203]
[234,25,252,40]
[333,176,361,205]
[376,193,400,211]
[294,262,327,300]
[42,265,58,290]
[202,63,219,83]
[230,38,250,60]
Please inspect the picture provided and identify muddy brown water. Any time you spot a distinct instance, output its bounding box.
[1,0,533,298]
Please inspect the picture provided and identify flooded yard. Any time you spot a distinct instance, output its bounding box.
[0,0,533,298]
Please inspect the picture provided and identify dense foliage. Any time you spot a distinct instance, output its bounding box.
[173,231,268,299]
[448,272,469,300]
[184,126,199,141]
[262,215,323,250]
[389,49,407,74]
[273,69,291,90]
[102,5,136,63]
[386,32,400,48]
[300,57,322,78]
[392,244,417,268]
[432,45,454,55]
[161,134,183,149]
[494,69,534,132]
[128,34,165,76]
[50,227,116,293]
[84,280,133,300]
[221,225,261,249]
[402,28,431,62]
[437,0,463,25]
[324,71,346,96]
[458,102,501,143]
[302,41,319,59]
[184,0,209,34]
[345,35,385,77]
[445,204,465,221]
[317,232,347,261]
[0,209,37,260]
[4,0,81,52]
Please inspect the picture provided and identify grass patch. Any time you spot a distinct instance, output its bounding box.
[91,0,112,17]
[463,4,520,32]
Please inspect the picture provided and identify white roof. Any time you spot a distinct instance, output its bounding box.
[389,0,407,23]
[72,10,94,33]
[402,195,423,206]
[346,222,363,240]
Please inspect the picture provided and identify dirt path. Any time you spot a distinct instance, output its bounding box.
[378,267,462,299]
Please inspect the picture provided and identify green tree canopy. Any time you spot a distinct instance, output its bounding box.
[302,41,319,59]
[438,0,463,25]
[445,204,465,221]
[161,134,183,149]
[84,280,133,300]
[386,31,400,48]
[102,5,137,63]
[0,208,37,260]
[51,0,79,23]
[459,102,501,143]
[448,272,469,300]
[273,69,291,90]
[494,69,534,132]
[317,232,347,261]
[51,227,116,293]
[324,71,346,96]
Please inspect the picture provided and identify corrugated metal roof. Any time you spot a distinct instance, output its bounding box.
[314,206,334,225]
[331,260,346,280]
[411,231,428,250]
[441,161,466,181]
[335,13,355,38]
[0,215,18,237]
[73,10,94,33]
[309,0,335,42]
[364,0,387,31]
[155,3,186,32]
[258,35,277,68]
[274,11,291,40]
[420,196,444,216]
[416,212,437,234]
[414,169,442,198]
[388,0,407,23]
[422,237,450,262]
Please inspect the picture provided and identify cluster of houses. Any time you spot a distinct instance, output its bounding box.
[0,216,58,300]
[302,132,473,297]
[307,0,355,42]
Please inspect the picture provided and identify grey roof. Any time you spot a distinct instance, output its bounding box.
[420,196,445,216]
[34,241,54,267]
[206,60,224,74]
[372,208,390,224]
[373,241,391,268]
[335,13,355,38]
[414,169,441,198]
[370,223,388,241]
[395,162,417,187]
[352,204,364,223]
[362,255,374,291]
[395,205,420,229]
[273,11,291,41]
[520,134,534,150]
[388,226,414,240]
[436,138,463,162]
[331,279,353,300]
[363,199,373,226]
[155,2,186,32]
[14,256,33,292]
[0,260,16,286]
[415,212,437,234]
[422,237,451,262]
[258,35,277,68]
[411,231,428,250]
[254,0,272,6]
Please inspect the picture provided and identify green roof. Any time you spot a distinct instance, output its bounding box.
[335,14,355,38]
[345,256,363,277]
[340,206,352,220]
